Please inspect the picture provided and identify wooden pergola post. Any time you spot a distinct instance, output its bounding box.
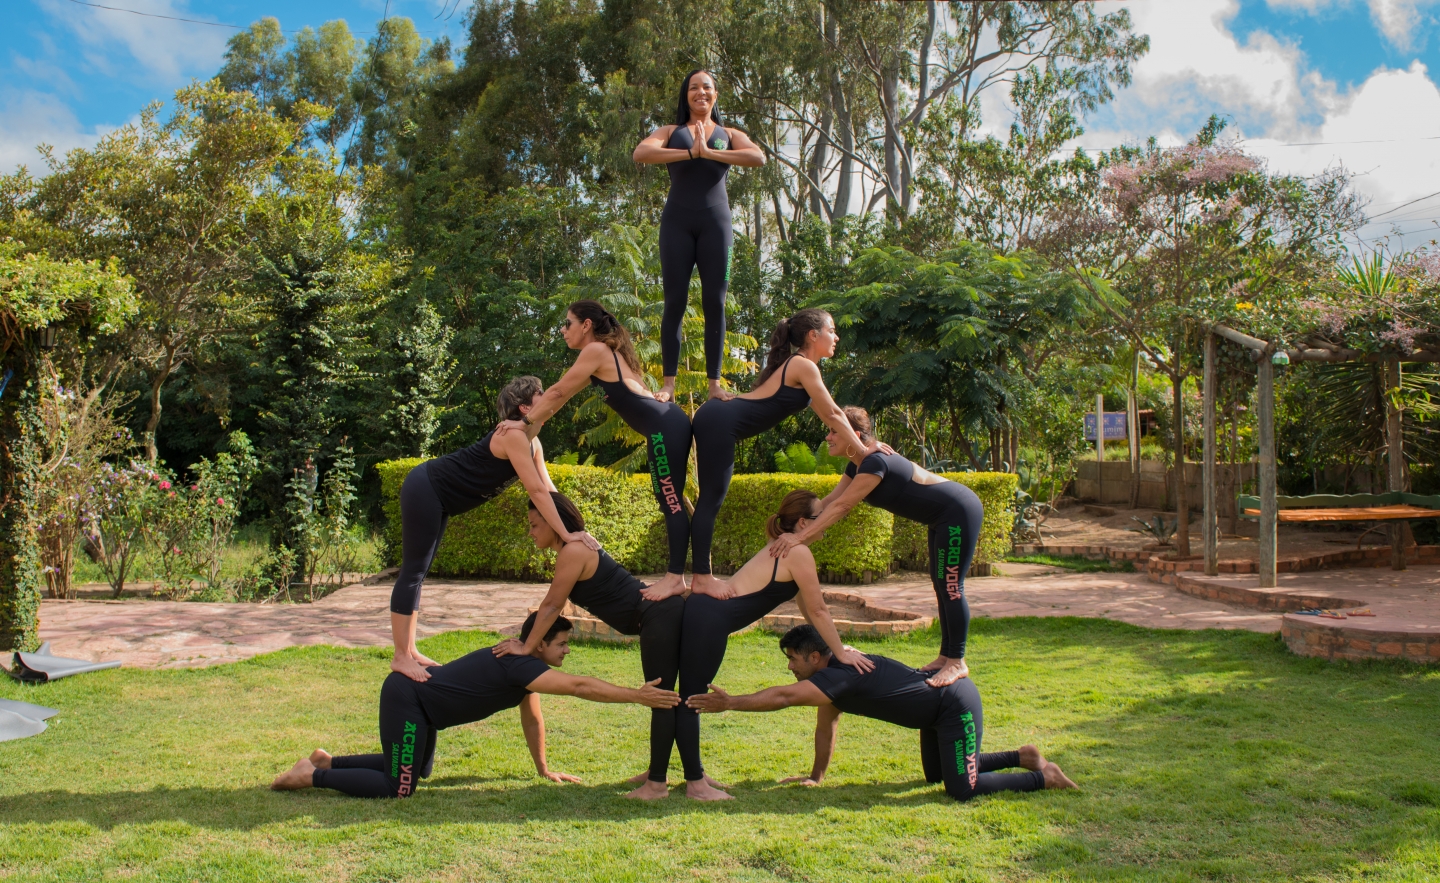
[1203,332,1218,576]
[1386,358,1407,571]
[1257,351,1278,588]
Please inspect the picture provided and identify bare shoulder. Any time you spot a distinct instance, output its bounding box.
[778,543,817,581]
[648,124,677,141]
[579,341,614,364]
[788,356,823,381]
[556,541,594,566]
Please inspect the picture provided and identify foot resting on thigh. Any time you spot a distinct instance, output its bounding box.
[391,653,432,682]
[308,749,333,770]
[625,779,670,800]
[640,572,688,601]
[707,379,735,402]
[271,758,316,791]
[412,649,439,667]
[656,379,677,403]
[689,572,733,599]
[1018,744,1045,772]
[685,777,734,801]
[924,657,969,687]
[1042,761,1078,791]
[918,655,947,673]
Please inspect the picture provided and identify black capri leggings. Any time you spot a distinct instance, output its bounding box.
[674,586,795,781]
[927,484,984,659]
[390,463,447,616]
[659,203,732,380]
[313,673,437,798]
[919,679,1044,802]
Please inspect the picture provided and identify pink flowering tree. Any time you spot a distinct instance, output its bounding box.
[1054,117,1360,555]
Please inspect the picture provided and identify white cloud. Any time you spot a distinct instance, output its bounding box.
[1366,0,1440,51]
[0,91,117,174]
[35,0,230,83]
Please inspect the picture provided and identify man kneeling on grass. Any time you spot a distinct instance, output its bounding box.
[687,625,1077,801]
[271,613,679,798]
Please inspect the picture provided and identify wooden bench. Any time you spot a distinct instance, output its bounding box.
[1239,492,1440,549]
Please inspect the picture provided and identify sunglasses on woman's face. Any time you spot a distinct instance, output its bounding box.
[561,318,574,330]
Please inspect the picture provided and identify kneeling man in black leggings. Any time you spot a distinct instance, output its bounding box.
[270,613,679,797]
[687,625,1076,801]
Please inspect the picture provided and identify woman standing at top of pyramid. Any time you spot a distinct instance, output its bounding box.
[633,69,765,404]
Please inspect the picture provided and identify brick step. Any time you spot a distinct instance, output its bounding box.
[1282,615,1440,663]
[1171,573,1365,612]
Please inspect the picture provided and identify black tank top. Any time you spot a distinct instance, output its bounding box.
[591,350,675,431]
[665,123,731,210]
[747,558,800,609]
[843,451,970,525]
[702,357,810,439]
[568,549,646,635]
[424,430,524,517]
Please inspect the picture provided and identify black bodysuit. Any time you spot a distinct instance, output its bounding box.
[660,122,733,380]
[845,453,982,659]
[690,357,811,574]
[590,350,694,575]
[675,560,799,780]
[390,432,525,615]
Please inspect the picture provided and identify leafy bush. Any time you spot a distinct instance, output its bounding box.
[890,472,1018,570]
[378,462,1016,581]
[773,442,848,475]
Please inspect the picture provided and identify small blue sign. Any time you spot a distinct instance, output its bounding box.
[1084,412,1128,441]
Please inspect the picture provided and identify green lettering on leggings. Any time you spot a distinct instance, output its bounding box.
[724,244,732,282]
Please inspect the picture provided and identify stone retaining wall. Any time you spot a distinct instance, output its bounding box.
[1282,616,1440,663]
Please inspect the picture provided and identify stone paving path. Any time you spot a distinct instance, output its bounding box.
[25,563,1287,670]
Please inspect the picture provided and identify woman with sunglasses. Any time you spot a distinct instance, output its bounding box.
[632,69,764,405]
[496,300,693,598]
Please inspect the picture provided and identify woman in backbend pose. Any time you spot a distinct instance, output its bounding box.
[770,406,980,688]
[672,308,883,600]
[663,490,875,801]
[495,301,692,597]
[390,376,598,683]
[493,491,685,800]
[632,69,765,403]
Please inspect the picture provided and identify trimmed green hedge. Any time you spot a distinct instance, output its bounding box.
[377,462,1016,581]
[890,472,1018,570]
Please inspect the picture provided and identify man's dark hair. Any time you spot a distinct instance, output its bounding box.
[520,612,574,643]
[779,624,831,659]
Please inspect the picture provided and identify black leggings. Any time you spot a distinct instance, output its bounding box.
[641,407,694,575]
[390,464,447,616]
[630,596,685,783]
[313,673,437,798]
[919,679,1044,801]
[659,203,732,379]
[674,589,794,781]
[927,486,983,659]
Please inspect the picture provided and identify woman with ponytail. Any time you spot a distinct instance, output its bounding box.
[664,490,873,800]
[677,309,885,600]
[497,300,693,598]
[769,406,981,688]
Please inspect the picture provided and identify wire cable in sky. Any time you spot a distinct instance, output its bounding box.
[1367,189,1440,220]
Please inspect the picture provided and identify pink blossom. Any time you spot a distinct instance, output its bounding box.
[158,480,171,490]
[216,497,225,506]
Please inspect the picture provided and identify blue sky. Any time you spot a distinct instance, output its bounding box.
[6,0,1440,247]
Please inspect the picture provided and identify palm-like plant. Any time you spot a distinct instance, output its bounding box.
[558,223,755,474]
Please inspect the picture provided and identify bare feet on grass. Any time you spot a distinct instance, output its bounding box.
[1017,744,1045,772]
[308,749,333,770]
[640,572,688,601]
[625,779,671,800]
[392,653,432,683]
[1042,762,1078,791]
[924,658,969,688]
[689,573,733,599]
[271,758,316,791]
[686,778,733,801]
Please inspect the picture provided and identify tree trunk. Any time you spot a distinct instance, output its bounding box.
[1386,358,1407,571]
[827,15,853,219]
[143,348,178,464]
[0,344,43,651]
[1172,371,1190,556]
[1128,352,1140,508]
[882,63,901,213]
[808,98,832,218]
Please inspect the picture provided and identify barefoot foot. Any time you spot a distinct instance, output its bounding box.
[641,572,688,601]
[625,779,671,800]
[309,749,333,770]
[689,573,731,599]
[656,380,677,404]
[1017,744,1045,772]
[707,380,735,402]
[918,655,947,673]
[925,658,969,687]
[391,654,432,682]
[703,773,732,790]
[685,778,733,801]
[625,770,651,786]
[412,650,439,667]
[1042,761,1078,790]
[271,758,316,791]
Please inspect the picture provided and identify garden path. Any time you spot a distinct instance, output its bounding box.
[25,563,1282,670]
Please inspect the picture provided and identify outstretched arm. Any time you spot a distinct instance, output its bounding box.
[687,680,831,713]
[499,345,608,439]
[505,433,598,549]
[791,556,874,673]
[769,472,881,557]
[518,692,581,783]
[782,705,841,786]
[495,544,590,657]
[792,360,872,458]
[528,671,680,708]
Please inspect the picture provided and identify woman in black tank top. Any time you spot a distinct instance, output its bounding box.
[688,309,887,599]
[493,491,685,799]
[496,300,693,599]
[389,376,599,685]
[770,406,977,688]
[633,69,764,404]
[672,490,874,800]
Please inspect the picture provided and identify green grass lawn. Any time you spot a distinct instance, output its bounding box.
[2,619,1438,882]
